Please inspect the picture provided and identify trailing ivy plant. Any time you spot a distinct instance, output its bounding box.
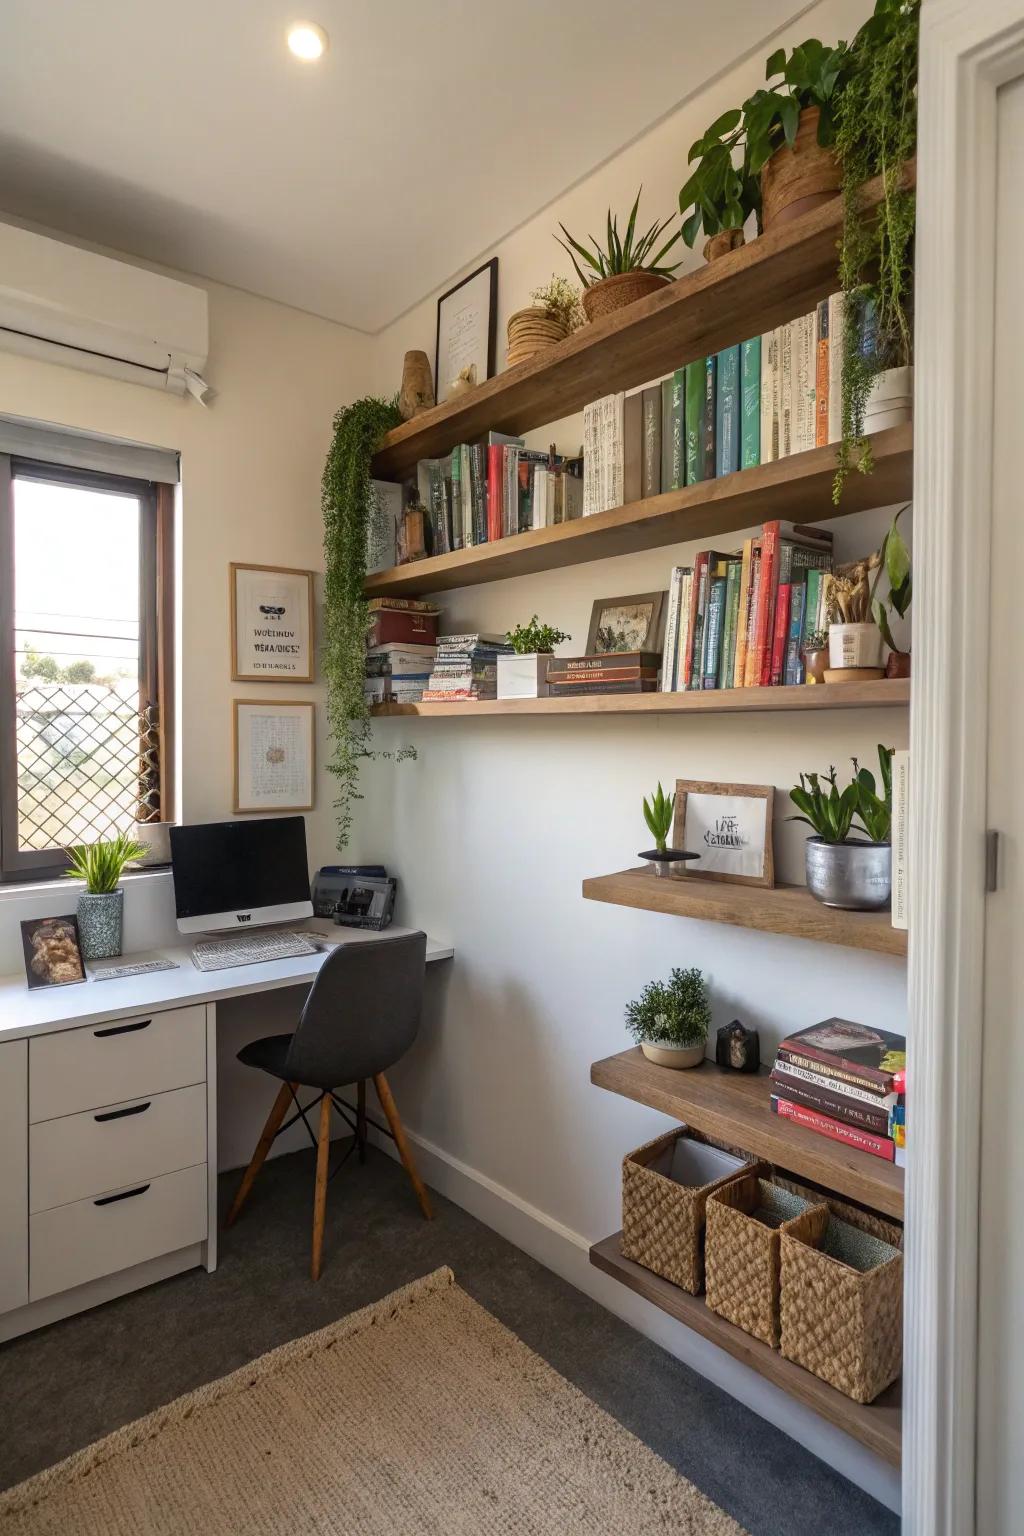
[833,0,920,501]
[321,394,403,850]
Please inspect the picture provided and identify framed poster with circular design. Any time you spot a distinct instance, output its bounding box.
[233,700,315,814]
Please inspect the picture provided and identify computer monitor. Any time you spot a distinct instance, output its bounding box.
[169,816,313,935]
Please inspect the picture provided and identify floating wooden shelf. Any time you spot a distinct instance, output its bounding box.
[370,164,914,483]
[590,1051,904,1218]
[371,678,909,719]
[582,867,907,958]
[590,1233,901,1465]
[365,425,913,598]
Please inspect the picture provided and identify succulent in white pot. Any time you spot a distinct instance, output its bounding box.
[64,831,148,960]
[625,966,712,1069]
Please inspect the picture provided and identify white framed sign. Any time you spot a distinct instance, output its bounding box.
[434,258,498,402]
[673,780,775,888]
[233,700,315,813]
[231,563,314,683]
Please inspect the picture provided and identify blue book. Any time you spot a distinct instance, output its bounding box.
[716,346,741,478]
[740,337,761,469]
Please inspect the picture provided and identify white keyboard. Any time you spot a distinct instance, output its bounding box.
[190,931,319,972]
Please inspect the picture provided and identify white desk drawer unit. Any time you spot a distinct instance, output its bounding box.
[29,1163,208,1302]
[30,1083,207,1215]
[28,1004,206,1122]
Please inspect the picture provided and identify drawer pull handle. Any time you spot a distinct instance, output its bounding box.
[94,1184,151,1207]
[94,1101,151,1123]
[93,1019,152,1039]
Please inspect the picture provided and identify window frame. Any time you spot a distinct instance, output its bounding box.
[0,454,175,882]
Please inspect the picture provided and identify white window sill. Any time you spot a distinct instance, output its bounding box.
[0,867,172,902]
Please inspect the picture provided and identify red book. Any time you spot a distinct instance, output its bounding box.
[769,582,792,687]
[486,444,503,543]
[771,1095,895,1161]
[754,520,781,686]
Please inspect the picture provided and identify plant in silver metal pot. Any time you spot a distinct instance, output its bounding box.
[788,745,894,910]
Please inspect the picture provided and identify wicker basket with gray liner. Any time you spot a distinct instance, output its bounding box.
[705,1174,829,1348]
[779,1203,903,1403]
[621,1127,756,1295]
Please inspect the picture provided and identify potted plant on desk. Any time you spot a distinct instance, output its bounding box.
[789,745,893,910]
[497,616,570,699]
[626,966,712,1070]
[65,831,148,960]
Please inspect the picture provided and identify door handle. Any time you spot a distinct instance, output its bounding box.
[94,1101,151,1123]
[94,1184,151,1207]
[93,1018,151,1038]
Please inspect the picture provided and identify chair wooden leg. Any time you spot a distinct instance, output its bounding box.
[226,1081,295,1228]
[356,1078,368,1164]
[373,1071,433,1220]
[311,1092,333,1281]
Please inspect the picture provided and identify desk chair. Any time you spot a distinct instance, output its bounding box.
[226,930,432,1279]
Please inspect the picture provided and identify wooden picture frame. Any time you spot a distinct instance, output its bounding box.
[230,563,315,683]
[585,591,667,656]
[434,257,498,404]
[233,700,315,814]
[672,780,775,888]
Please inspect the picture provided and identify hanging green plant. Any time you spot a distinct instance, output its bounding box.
[321,395,403,849]
[833,0,920,502]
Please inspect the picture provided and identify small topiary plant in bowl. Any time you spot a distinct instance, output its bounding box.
[625,966,712,1069]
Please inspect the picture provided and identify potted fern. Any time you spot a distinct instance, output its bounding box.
[64,832,148,959]
[626,966,712,1069]
[788,746,893,910]
[556,188,681,321]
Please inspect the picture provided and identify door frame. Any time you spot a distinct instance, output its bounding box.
[906,4,1024,1532]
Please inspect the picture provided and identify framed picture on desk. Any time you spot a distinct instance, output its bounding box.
[233,700,315,813]
[20,915,86,989]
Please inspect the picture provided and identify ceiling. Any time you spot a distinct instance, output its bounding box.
[0,1,810,333]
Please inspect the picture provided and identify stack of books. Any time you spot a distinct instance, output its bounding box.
[546,652,660,697]
[659,520,834,692]
[413,436,583,555]
[364,642,436,706]
[422,634,513,702]
[770,1020,907,1166]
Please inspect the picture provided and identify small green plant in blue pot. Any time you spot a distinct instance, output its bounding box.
[65,832,148,959]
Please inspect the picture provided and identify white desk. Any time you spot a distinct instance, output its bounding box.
[0,925,452,1342]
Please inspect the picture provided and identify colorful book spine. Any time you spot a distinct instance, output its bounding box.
[687,552,710,689]
[783,581,806,685]
[740,337,761,469]
[719,558,742,689]
[776,1047,896,1098]
[701,354,717,480]
[642,385,662,499]
[715,345,740,478]
[815,299,830,448]
[660,377,675,493]
[684,359,705,485]
[769,1073,891,1135]
[779,323,793,458]
[790,313,816,455]
[450,448,464,550]
[742,544,762,687]
[702,560,729,689]
[733,537,754,687]
[827,293,844,444]
[770,1096,896,1162]
[752,520,781,687]
[804,566,826,647]
[674,569,694,690]
[759,330,777,464]
[669,368,686,491]
[486,444,503,542]
[661,566,685,692]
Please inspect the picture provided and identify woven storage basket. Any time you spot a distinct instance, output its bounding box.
[621,1127,755,1295]
[780,1204,903,1403]
[582,270,670,321]
[705,1174,828,1348]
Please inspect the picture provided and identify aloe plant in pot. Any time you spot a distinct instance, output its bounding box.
[639,782,699,878]
[788,746,894,910]
[64,831,148,959]
[626,966,712,1069]
[556,188,681,321]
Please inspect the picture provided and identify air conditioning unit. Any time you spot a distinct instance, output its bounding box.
[0,221,209,398]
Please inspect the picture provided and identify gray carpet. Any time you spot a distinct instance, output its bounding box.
[0,1146,898,1536]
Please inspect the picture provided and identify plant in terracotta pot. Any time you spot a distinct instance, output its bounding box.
[65,831,148,960]
[497,615,570,699]
[788,746,894,910]
[556,189,681,321]
[639,781,699,878]
[626,966,712,1070]
[869,504,912,677]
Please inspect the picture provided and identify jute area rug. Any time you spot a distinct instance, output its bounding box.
[0,1267,746,1535]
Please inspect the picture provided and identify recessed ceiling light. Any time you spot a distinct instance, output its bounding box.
[287,21,328,61]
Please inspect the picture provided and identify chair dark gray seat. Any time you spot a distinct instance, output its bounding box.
[227,931,432,1279]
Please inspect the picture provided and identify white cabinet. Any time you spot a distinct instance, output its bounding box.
[0,1040,28,1313]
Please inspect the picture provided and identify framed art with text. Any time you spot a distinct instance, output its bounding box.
[434,258,498,403]
[233,700,315,813]
[230,563,314,683]
[672,780,775,887]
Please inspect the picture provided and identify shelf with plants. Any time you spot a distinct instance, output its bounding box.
[370,677,908,720]
[589,1233,901,1464]
[364,423,912,599]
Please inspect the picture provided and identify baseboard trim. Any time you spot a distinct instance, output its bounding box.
[374,1123,901,1514]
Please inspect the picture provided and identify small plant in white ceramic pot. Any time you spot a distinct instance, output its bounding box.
[625,967,712,1070]
[497,615,570,699]
[65,831,147,960]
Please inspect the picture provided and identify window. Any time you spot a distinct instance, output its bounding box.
[0,456,175,879]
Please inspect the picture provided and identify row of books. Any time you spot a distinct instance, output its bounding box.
[769,1020,907,1166]
[412,437,583,557]
[660,519,834,692]
[422,634,514,702]
[582,292,847,517]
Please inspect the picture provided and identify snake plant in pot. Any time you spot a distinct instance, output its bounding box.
[789,746,894,910]
[64,831,148,959]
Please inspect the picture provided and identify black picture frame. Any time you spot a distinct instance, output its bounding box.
[20,913,87,989]
[434,257,498,404]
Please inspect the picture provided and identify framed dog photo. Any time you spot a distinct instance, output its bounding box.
[21,915,86,989]
[231,563,315,683]
[585,591,666,655]
[672,781,775,888]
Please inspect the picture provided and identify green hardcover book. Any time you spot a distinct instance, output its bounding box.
[660,377,674,493]
[701,354,718,481]
[715,346,740,478]
[804,566,826,644]
[684,359,705,485]
[741,337,761,469]
[719,558,743,688]
[669,368,686,490]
